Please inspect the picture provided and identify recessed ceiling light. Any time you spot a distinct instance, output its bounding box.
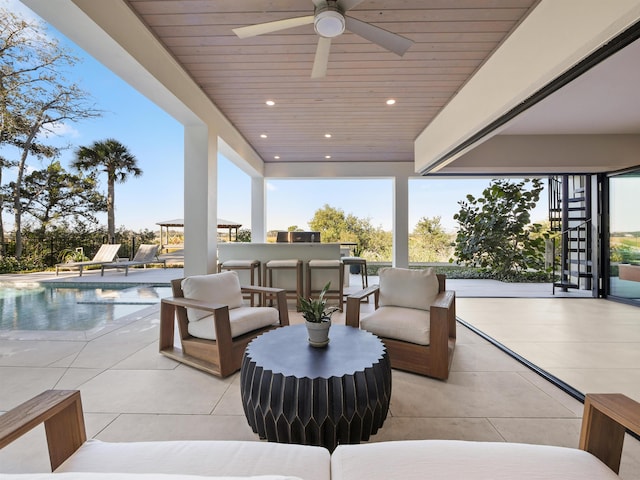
[386,99,396,105]
[260,134,268,138]
[324,133,332,138]
[325,155,331,159]
[274,155,280,159]
[266,100,275,106]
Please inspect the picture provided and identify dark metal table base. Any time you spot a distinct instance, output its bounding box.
[240,325,391,452]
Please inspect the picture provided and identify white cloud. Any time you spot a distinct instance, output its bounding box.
[37,122,81,140]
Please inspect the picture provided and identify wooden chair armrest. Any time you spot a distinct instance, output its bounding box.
[240,285,285,295]
[161,296,228,313]
[580,393,640,473]
[0,390,86,471]
[349,284,379,302]
[345,285,380,327]
[431,290,454,310]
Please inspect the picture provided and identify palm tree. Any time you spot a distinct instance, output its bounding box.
[72,138,142,243]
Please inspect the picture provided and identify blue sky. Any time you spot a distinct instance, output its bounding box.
[6,0,549,235]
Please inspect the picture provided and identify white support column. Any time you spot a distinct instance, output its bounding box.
[184,125,218,276]
[393,175,409,268]
[251,176,266,243]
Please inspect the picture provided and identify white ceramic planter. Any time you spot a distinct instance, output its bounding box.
[305,320,331,347]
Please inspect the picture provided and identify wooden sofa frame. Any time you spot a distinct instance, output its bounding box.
[159,278,290,377]
[345,274,456,380]
[1,390,640,474]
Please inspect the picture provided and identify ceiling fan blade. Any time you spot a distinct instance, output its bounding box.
[344,16,413,56]
[338,0,366,11]
[233,15,314,39]
[311,37,332,79]
[311,0,327,7]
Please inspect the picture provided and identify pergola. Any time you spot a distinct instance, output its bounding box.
[157,218,242,252]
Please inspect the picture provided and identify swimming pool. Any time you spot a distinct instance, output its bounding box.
[0,283,171,331]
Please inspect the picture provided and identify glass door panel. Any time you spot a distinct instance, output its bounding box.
[609,171,640,302]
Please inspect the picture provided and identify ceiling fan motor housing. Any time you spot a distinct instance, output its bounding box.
[314,1,345,38]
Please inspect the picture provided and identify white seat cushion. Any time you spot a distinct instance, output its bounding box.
[188,306,279,340]
[221,259,259,268]
[308,259,341,267]
[266,259,300,268]
[331,440,620,480]
[181,271,243,322]
[360,306,430,345]
[378,267,439,311]
[55,439,329,480]
[0,474,302,480]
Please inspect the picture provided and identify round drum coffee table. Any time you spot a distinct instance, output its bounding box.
[240,324,391,452]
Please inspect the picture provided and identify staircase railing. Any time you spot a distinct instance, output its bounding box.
[552,218,592,295]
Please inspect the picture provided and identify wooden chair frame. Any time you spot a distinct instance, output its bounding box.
[346,274,456,380]
[305,260,344,312]
[1,390,639,475]
[159,278,289,377]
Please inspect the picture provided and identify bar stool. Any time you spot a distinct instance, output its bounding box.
[341,256,368,289]
[264,259,303,311]
[218,259,261,306]
[306,259,344,311]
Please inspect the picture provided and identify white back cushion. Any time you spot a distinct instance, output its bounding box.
[56,439,330,480]
[181,271,243,322]
[331,440,620,480]
[378,267,439,311]
[0,474,303,480]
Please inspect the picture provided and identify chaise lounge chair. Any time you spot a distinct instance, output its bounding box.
[55,244,121,277]
[101,244,166,276]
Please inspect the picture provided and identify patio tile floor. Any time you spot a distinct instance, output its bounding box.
[0,267,638,477]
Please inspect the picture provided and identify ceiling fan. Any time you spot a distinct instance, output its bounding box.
[232,0,413,78]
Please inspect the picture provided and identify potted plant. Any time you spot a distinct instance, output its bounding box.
[349,245,363,274]
[299,282,340,347]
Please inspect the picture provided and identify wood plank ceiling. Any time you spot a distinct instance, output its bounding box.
[125,0,538,165]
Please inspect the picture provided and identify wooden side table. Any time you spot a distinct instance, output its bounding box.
[240,325,391,452]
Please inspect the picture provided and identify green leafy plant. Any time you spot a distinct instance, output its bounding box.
[451,178,548,281]
[58,248,88,263]
[299,282,340,323]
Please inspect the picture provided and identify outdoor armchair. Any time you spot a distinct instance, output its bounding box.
[346,267,456,380]
[159,270,289,377]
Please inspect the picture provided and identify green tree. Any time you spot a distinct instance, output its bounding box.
[72,138,141,243]
[308,205,347,243]
[236,228,252,242]
[0,9,101,258]
[308,204,390,259]
[410,216,453,262]
[18,161,106,236]
[452,178,547,280]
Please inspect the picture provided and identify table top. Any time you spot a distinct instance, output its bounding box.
[244,324,386,379]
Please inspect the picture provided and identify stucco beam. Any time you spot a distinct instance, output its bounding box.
[415,0,640,174]
[264,161,418,179]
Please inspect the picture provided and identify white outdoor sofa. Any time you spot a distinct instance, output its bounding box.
[0,390,638,479]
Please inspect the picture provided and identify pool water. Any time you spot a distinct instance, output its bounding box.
[0,284,171,331]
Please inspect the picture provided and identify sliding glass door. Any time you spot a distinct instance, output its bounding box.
[608,170,640,304]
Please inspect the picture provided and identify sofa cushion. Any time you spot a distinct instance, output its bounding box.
[55,440,330,480]
[360,306,430,345]
[378,267,439,311]
[0,474,302,480]
[188,306,279,340]
[181,271,243,322]
[331,440,619,480]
